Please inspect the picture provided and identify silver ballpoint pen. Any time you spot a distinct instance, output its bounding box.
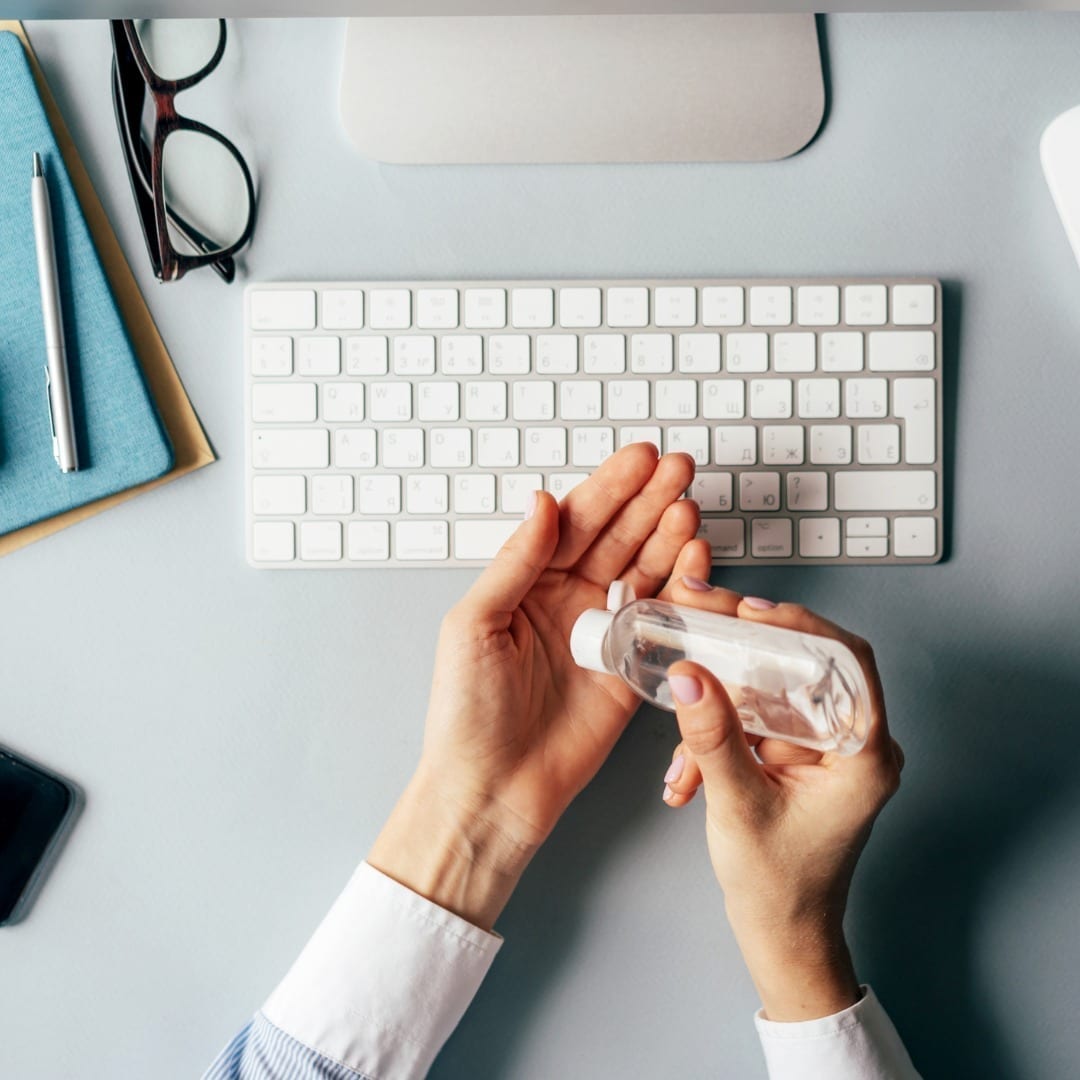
[31,151,78,473]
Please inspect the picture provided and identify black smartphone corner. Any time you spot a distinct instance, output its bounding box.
[0,747,79,927]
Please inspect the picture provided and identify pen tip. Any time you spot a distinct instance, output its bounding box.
[32,152,42,177]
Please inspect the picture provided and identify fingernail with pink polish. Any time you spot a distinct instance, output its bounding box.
[664,754,685,784]
[524,489,538,521]
[669,674,703,705]
[681,576,713,592]
[743,596,777,610]
[662,784,675,802]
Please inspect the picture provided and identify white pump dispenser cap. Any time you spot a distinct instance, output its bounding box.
[570,581,636,675]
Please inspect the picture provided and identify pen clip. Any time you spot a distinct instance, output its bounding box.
[44,365,59,464]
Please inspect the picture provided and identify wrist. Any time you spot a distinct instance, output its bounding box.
[367,764,539,932]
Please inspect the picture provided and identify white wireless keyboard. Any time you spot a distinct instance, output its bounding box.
[244,278,943,569]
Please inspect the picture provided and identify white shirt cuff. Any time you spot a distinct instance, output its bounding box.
[754,985,921,1079]
[261,861,502,1080]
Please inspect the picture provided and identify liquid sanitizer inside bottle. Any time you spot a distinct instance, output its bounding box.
[570,583,871,755]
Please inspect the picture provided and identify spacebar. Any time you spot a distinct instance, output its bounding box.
[454,520,519,560]
[833,471,936,511]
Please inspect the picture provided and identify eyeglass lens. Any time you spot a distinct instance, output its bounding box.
[133,19,221,82]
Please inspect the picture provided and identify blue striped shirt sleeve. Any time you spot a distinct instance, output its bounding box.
[203,1012,371,1080]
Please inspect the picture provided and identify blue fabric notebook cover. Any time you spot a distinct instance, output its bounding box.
[0,30,173,536]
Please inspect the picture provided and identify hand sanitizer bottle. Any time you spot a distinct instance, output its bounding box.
[570,583,871,755]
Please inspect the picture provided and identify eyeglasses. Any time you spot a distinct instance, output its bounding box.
[110,19,256,284]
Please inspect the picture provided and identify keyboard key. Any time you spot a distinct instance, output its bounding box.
[525,427,567,467]
[455,520,518,560]
[252,475,305,515]
[453,474,496,514]
[300,521,342,561]
[253,429,329,469]
[665,426,709,465]
[559,287,602,328]
[786,471,828,511]
[513,381,556,421]
[536,335,578,374]
[749,286,792,326]
[560,380,603,421]
[348,520,390,560]
[488,335,531,374]
[250,289,315,331]
[701,286,744,326]
[346,336,388,376]
[699,518,745,558]
[395,521,449,561]
[772,333,815,373]
[439,335,483,375]
[251,336,292,376]
[630,333,674,373]
[857,424,900,465]
[357,475,400,515]
[678,333,721,373]
[868,331,935,371]
[512,287,554,328]
[796,285,839,326]
[691,472,733,512]
[477,427,518,467]
[820,332,863,372]
[321,383,365,422]
[608,380,650,420]
[464,288,507,329]
[334,428,376,468]
[846,516,888,537]
[406,474,449,514]
[417,382,459,422]
[369,289,411,330]
[714,425,757,465]
[547,473,588,499]
[892,284,935,325]
[618,426,662,452]
[799,518,841,558]
[583,334,625,373]
[381,428,424,469]
[297,337,341,376]
[464,381,507,421]
[845,378,888,418]
[252,383,316,423]
[252,521,295,561]
[572,427,615,466]
[369,382,412,422]
[740,472,781,512]
[847,537,888,558]
[607,287,649,327]
[725,332,768,373]
[321,289,365,330]
[502,473,544,512]
[893,517,937,558]
[833,470,936,511]
[752,518,793,557]
[311,475,354,515]
[762,425,804,465]
[750,379,793,420]
[416,288,459,329]
[654,287,696,327]
[702,379,745,420]
[810,424,852,465]
[844,284,887,326]
[893,378,936,464]
[798,378,841,419]
[655,380,697,420]
[393,335,436,375]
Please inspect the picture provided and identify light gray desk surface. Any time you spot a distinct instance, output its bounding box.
[4,13,1080,1080]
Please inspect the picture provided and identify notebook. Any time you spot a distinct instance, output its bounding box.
[0,28,174,536]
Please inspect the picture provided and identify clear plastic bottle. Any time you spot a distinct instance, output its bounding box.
[570,583,871,755]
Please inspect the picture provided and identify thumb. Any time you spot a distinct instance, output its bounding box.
[668,661,767,804]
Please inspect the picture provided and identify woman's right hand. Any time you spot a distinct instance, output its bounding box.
[660,580,904,1022]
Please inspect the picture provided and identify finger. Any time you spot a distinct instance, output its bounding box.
[573,452,696,586]
[459,490,559,617]
[550,442,661,570]
[668,660,770,812]
[656,538,712,601]
[661,743,705,808]
[755,739,824,767]
[619,498,700,599]
[735,597,891,757]
[665,573,744,615]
